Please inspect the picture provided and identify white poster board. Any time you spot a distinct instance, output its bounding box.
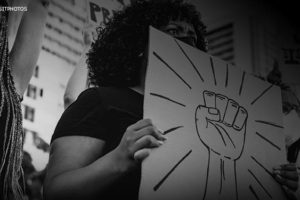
[140,27,287,200]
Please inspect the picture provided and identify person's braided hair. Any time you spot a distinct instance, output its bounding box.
[87,0,207,87]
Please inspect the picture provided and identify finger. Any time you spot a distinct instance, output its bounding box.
[127,119,153,131]
[274,163,297,171]
[196,106,220,122]
[233,107,248,130]
[223,99,239,127]
[134,149,151,161]
[282,185,298,200]
[273,169,299,181]
[274,174,298,191]
[203,91,216,108]
[134,126,166,141]
[216,94,228,120]
[132,135,163,153]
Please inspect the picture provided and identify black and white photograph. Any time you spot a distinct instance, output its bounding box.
[1,0,300,199]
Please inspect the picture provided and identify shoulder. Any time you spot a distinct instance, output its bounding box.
[76,87,126,102]
[63,87,104,116]
[51,88,106,143]
[76,87,138,108]
[51,87,135,143]
[76,87,101,100]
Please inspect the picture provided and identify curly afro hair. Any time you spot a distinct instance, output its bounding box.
[87,0,207,87]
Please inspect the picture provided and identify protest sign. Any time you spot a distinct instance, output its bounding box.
[140,27,287,200]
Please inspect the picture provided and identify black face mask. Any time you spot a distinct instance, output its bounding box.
[175,36,197,47]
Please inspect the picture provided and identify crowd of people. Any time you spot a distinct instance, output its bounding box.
[1,0,299,200]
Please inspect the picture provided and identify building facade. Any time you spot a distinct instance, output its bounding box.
[22,0,87,170]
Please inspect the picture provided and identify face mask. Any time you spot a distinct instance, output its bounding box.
[175,36,196,47]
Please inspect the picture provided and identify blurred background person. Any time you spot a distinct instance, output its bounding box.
[22,151,47,200]
[0,0,49,199]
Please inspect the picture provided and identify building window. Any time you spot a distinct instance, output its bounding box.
[26,84,37,99]
[34,65,39,78]
[24,105,35,122]
[206,23,235,64]
[23,128,29,137]
[40,89,43,97]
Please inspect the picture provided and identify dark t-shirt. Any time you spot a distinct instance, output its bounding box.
[51,87,143,199]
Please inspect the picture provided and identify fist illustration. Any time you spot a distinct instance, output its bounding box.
[195,91,248,159]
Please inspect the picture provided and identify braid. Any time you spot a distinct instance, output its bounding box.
[0,10,25,200]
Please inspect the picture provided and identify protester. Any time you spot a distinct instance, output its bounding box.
[0,0,49,199]
[259,63,300,200]
[43,0,298,199]
[22,151,46,200]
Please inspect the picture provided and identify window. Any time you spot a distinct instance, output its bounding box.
[26,84,37,99]
[23,128,29,137]
[24,105,35,122]
[206,23,235,64]
[40,89,44,97]
[34,65,39,78]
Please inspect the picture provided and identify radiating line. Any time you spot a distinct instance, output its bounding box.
[249,185,260,200]
[255,132,281,151]
[150,93,186,107]
[251,156,274,179]
[255,120,284,129]
[210,57,217,85]
[174,39,204,82]
[239,71,246,96]
[163,126,184,135]
[153,150,192,191]
[251,85,273,105]
[153,51,192,89]
[251,156,281,186]
[215,124,236,148]
[248,169,272,198]
[225,64,229,88]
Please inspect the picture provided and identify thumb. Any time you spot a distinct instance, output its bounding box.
[134,149,151,162]
[196,106,220,122]
[282,185,298,200]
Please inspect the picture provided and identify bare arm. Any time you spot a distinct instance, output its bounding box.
[44,136,125,200]
[63,28,92,109]
[43,119,166,200]
[9,0,49,96]
[64,55,89,109]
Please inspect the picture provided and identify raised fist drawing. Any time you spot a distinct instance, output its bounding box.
[195,90,248,159]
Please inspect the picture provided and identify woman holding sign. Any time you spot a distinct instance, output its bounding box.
[43,0,298,200]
